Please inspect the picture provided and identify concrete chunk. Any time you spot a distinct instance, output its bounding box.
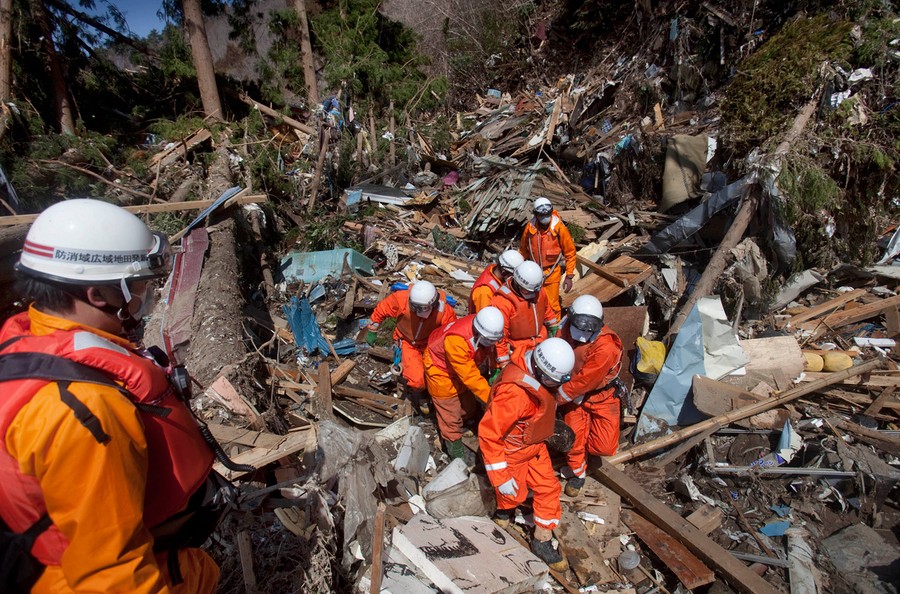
[392,515,548,594]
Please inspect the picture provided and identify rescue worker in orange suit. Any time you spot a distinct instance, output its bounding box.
[366,280,457,414]
[468,250,524,314]
[479,337,575,572]
[490,260,559,370]
[555,295,625,497]
[0,199,222,593]
[519,196,577,319]
[423,306,505,460]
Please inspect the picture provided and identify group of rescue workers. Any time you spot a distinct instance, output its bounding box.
[0,195,625,592]
[367,196,625,571]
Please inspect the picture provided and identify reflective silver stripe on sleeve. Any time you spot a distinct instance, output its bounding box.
[484,461,508,471]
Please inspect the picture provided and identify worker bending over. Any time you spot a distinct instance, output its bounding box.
[0,199,222,593]
[490,260,558,370]
[556,295,624,497]
[519,196,577,319]
[468,250,524,313]
[423,306,505,459]
[479,337,575,572]
[367,280,456,413]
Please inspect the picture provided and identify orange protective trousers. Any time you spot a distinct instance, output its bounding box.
[424,364,480,441]
[399,339,426,391]
[493,443,561,530]
[542,267,563,319]
[561,395,621,478]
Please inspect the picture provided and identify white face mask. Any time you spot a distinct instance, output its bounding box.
[570,326,597,343]
[476,336,498,348]
[415,306,433,319]
[538,215,552,226]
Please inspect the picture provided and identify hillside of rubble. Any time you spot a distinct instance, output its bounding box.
[0,0,898,593]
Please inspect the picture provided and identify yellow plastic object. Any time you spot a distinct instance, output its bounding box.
[636,337,666,375]
[803,351,824,372]
[823,352,853,372]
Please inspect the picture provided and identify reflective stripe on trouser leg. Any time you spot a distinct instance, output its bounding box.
[562,402,589,478]
[528,443,562,530]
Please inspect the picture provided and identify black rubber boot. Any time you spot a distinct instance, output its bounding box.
[531,538,569,572]
[492,508,514,529]
[565,476,585,497]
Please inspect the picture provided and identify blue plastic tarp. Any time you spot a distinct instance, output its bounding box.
[283,296,356,356]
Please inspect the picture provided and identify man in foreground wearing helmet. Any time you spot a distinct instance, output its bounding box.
[479,337,575,572]
[367,280,457,414]
[468,250,524,313]
[0,199,219,593]
[519,197,577,320]
[423,306,505,459]
[491,260,559,370]
[556,295,624,497]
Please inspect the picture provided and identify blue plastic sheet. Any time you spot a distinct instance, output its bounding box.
[279,248,375,284]
[759,521,791,537]
[283,296,356,356]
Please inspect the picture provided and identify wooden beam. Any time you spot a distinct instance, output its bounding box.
[237,530,257,593]
[330,359,356,386]
[621,509,715,589]
[609,358,887,464]
[594,460,779,594]
[646,424,720,469]
[214,425,317,480]
[686,505,724,535]
[369,502,386,594]
[0,194,268,227]
[317,362,333,418]
[576,254,629,287]
[801,295,900,340]
[238,93,315,135]
[864,386,896,417]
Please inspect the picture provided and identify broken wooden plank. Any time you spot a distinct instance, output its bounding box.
[864,386,896,417]
[556,509,617,586]
[330,359,356,386]
[576,254,629,288]
[563,254,653,307]
[594,460,779,594]
[369,502,387,594]
[621,509,715,589]
[205,375,266,430]
[214,425,318,480]
[237,530,257,593]
[318,362,333,418]
[207,422,285,450]
[777,288,868,329]
[148,128,213,169]
[609,358,887,464]
[799,294,900,339]
[686,505,724,535]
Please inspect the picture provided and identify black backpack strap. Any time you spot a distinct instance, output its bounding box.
[21,514,52,544]
[56,381,111,445]
[0,336,24,352]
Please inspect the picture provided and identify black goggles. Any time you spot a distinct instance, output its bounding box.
[570,313,602,334]
[148,232,172,273]
[533,205,553,216]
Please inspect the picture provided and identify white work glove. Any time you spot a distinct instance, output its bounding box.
[498,477,518,497]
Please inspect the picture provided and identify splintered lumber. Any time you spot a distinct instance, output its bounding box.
[865,386,896,416]
[608,358,887,464]
[594,460,778,594]
[148,128,213,169]
[214,424,318,480]
[0,193,268,227]
[777,288,868,328]
[799,294,900,340]
[307,124,330,212]
[237,530,257,592]
[563,254,653,307]
[686,505,724,535]
[205,375,265,430]
[207,422,285,450]
[621,509,715,589]
[330,359,356,386]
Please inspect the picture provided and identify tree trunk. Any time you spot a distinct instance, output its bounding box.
[29,0,74,134]
[182,0,222,120]
[0,0,12,102]
[292,0,318,105]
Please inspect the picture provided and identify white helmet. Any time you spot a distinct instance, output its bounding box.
[513,260,544,294]
[533,196,553,216]
[533,337,575,385]
[496,250,524,276]
[568,295,604,343]
[18,199,170,286]
[473,306,504,342]
[409,280,438,312]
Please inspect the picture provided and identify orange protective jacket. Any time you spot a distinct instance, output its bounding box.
[556,322,623,406]
[468,264,503,313]
[0,307,215,593]
[519,210,577,278]
[369,288,457,349]
[479,362,557,487]
[490,282,558,366]
[423,315,492,403]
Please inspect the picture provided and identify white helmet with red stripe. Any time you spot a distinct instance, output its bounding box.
[17,199,171,286]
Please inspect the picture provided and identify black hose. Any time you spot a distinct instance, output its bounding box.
[196,422,257,473]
